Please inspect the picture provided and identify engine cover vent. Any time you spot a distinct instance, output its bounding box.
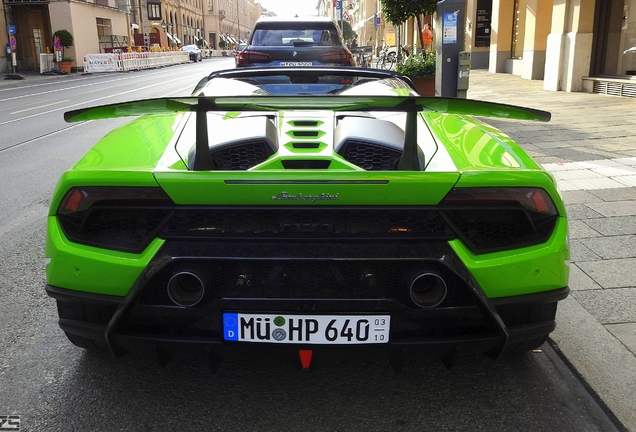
[338,140,402,170]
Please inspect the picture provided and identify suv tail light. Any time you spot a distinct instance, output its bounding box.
[440,188,559,253]
[320,50,355,66]
[237,50,272,65]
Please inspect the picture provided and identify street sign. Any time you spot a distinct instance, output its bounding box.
[336,0,341,10]
[7,25,16,35]
[443,12,458,44]
[54,36,62,51]
[9,34,17,52]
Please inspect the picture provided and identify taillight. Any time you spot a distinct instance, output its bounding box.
[237,50,271,65]
[56,187,174,252]
[320,50,354,65]
[440,187,559,253]
[441,188,557,216]
[58,187,172,215]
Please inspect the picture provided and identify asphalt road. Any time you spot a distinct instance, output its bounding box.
[0,60,623,431]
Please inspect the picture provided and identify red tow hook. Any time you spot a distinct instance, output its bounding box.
[298,349,313,371]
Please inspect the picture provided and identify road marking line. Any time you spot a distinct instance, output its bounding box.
[10,100,71,114]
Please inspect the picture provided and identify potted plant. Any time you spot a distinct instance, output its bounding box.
[219,39,227,56]
[395,52,436,96]
[58,57,74,73]
[53,29,74,73]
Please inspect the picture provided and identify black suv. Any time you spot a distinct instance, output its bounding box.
[236,16,355,68]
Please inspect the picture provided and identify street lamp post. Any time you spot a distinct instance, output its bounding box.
[161,21,173,48]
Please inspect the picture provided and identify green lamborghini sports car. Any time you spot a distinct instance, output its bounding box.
[45,67,569,370]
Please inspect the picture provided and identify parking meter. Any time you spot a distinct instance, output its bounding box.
[435,0,465,97]
[457,51,471,98]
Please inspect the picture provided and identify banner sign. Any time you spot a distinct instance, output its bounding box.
[84,54,118,72]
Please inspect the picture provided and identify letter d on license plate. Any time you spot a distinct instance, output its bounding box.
[223,313,390,344]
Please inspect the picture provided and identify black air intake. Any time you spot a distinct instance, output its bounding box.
[210,140,275,170]
[338,140,402,171]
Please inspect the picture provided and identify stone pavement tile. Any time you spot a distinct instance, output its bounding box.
[586,201,636,217]
[553,169,604,180]
[589,187,636,201]
[615,157,636,166]
[577,258,636,288]
[562,190,603,205]
[558,177,627,191]
[534,156,568,164]
[584,216,636,236]
[532,141,576,149]
[575,159,630,168]
[571,288,636,324]
[568,220,602,239]
[565,203,605,219]
[579,235,636,259]
[615,176,636,187]
[568,263,602,291]
[547,147,619,161]
[605,323,636,355]
[570,239,602,262]
[518,143,542,152]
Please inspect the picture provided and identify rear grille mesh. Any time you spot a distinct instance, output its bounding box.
[210,140,273,170]
[338,140,402,171]
[162,208,453,239]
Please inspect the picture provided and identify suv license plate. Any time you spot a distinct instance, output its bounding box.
[223,313,390,344]
[279,62,313,66]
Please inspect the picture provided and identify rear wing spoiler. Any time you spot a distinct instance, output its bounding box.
[64,96,550,171]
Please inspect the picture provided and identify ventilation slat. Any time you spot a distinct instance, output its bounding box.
[592,80,636,98]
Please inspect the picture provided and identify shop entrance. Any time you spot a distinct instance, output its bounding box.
[593,0,636,77]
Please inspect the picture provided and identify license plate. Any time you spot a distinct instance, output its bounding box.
[223,313,390,344]
[278,62,313,66]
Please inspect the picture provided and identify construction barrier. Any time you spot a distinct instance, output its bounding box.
[83,51,190,74]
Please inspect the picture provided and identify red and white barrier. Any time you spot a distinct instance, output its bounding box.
[83,51,190,74]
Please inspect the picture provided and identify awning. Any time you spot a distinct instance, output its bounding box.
[130,23,139,30]
[166,33,174,42]
[220,35,230,45]
[173,35,182,45]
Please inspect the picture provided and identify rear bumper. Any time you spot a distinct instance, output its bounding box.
[46,284,569,361]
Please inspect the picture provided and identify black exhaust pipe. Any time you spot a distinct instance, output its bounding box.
[167,265,209,307]
[404,268,447,308]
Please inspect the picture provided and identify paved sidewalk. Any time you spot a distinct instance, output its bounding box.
[468,69,636,431]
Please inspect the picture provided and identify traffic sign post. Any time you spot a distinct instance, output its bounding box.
[54,36,63,71]
[9,34,17,73]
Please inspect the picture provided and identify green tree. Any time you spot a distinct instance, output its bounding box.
[53,29,74,48]
[380,0,440,49]
[337,20,357,43]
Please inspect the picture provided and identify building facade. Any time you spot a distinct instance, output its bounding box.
[1,0,263,73]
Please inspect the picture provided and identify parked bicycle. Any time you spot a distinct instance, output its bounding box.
[376,43,411,70]
[353,47,371,68]
[376,44,392,70]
